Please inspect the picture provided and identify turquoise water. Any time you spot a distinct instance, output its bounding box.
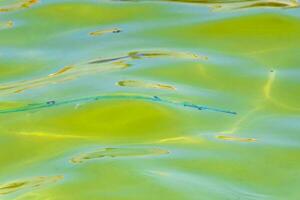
[0,0,300,199]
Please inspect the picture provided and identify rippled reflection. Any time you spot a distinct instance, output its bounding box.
[0,175,63,196]
[0,0,299,199]
[70,147,170,164]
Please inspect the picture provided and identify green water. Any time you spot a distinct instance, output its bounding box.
[0,0,300,199]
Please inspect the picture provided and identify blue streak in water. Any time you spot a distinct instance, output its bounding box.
[0,94,237,115]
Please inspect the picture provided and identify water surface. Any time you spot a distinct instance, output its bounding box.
[0,0,300,199]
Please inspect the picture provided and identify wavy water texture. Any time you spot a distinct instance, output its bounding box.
[117,80,176,90]
[264,70,300,111]
[70,147,169,164]
[0,0,38,12]
[0,175,63,195]
[0,20,13,30]
[224,69,300,135]
[116,0,299,10]
[0,50,204,96]
[0,93,237,115]
[89,28,122,36]
[216,135,257,142]
[157,136,202,144]
[1,0,300,199]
